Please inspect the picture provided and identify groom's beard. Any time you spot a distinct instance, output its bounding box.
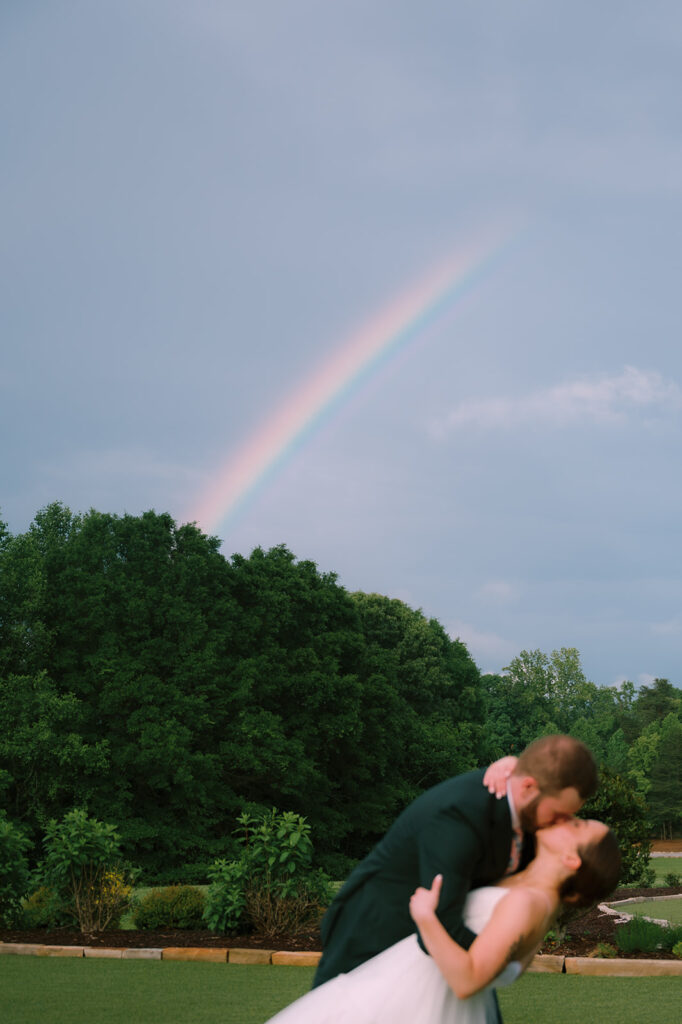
[518,794,541,832]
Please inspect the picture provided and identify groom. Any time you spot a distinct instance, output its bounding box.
[313,734,598,988]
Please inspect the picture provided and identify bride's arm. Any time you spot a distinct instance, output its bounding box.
[409,877,537,999]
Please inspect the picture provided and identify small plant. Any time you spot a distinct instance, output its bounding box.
[132,885,206,929]
[615,916,671,954]
[204,808,333,937]
[0,814,32,926]
[663,871,681,887]
[590,942,617,958]
[672,940,682,959]
[39,809,137,938]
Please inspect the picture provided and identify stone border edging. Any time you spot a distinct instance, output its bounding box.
[2,942,682,974]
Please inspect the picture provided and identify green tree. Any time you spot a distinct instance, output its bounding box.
[647,713,682,839]
[0,672,108,834]
[634,679,682,732]
[627,724,660,800]
[581,770,651,885]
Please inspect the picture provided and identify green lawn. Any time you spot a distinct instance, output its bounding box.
[650,857,682,886]
[1,959,682,1024]
[613,896,682,925]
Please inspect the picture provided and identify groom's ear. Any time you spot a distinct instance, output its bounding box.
[517,775,540,805]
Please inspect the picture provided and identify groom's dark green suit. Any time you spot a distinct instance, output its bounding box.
[314,769,528,989]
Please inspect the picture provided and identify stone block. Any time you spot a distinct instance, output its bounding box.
[228,948,274,965]
[565,956,682,976]
[162,947,227,963]
[84,947,124,958]
[0,943,46,956]
[271,951,322,967]
[121,948,163,960]
[527,954,564,973]
[37,945,83,957]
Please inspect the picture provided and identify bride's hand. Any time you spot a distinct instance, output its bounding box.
[409,874,443,924]
[483,755,518,798]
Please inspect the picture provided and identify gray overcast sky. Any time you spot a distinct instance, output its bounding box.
[3,1,682,687]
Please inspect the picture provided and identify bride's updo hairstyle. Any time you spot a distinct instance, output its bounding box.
[558,827,621,908]
[515,735,599,800]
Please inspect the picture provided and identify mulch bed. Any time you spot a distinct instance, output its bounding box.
[2,887,681,960]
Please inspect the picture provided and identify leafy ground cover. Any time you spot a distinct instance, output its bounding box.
[1,959,682,1024]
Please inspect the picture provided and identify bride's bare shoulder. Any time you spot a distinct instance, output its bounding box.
[493,885,554,923]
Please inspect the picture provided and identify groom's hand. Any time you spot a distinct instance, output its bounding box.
[483,755,518,798]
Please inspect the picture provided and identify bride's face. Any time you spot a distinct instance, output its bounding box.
[536,817,608,856]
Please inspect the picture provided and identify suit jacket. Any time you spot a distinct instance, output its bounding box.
[313,769,521,988]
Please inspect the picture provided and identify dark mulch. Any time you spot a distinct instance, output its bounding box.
[2,888,681,959]
[537,886,682,959]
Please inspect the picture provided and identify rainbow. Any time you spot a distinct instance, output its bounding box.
[189,231,514,538]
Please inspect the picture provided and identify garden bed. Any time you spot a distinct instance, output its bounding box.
[2,886,682,960]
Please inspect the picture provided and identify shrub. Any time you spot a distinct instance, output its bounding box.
[655,923,682,952]
[132,886,206,929]
[615,916,672,954]
[634,864,656,888]
[204,809,334,937]
[673,940,682,959]
[664,871,681,887]
[39,809,137,937]
[0,814,32,926]
[204,860,248,934]
[20,885,70,928]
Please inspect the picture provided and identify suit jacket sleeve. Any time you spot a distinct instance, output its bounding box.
[414,808,482,950]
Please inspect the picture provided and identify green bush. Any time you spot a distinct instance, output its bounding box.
[655,923,682,952]
[132,886,206,929]
[672,939,682,959]
[20,885,70,928]
[615,916,674,953]
[664,871,681,887]
[204,860,248,934]
[0,814,32,926]
[634,864,656,888]
[204,809,334,937]
[40,809,137,937]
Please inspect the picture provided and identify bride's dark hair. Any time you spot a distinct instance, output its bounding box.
[558,826,621,908]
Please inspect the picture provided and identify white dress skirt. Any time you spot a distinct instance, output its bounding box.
[265,886,521,1024]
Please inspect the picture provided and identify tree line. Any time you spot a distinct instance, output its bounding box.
[0,503,679,882]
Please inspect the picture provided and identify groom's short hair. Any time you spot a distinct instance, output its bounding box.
[515,734,598,799]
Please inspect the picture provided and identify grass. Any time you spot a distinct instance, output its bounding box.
[499,975,682,1024]
[650,857,682,886]
[1,960,682,1024]
[614,897,682,926]
[0,958,312,1024]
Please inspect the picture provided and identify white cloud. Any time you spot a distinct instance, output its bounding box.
[651,617,682,637]
[448,619,515,671]
[475,580,519,604]
[434,366,681,435]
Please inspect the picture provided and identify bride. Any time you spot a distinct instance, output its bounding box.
[264,817,620,1024]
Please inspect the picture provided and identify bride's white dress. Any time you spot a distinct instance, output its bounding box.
[266,887,520,1024]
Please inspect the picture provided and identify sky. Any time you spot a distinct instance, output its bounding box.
[3,1,682,688]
